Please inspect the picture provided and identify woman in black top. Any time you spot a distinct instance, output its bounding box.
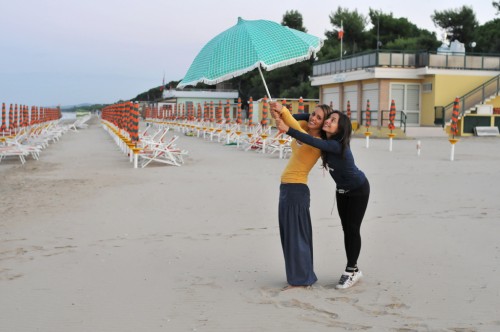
[275,109,370,289]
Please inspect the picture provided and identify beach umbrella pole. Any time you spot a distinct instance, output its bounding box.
[449,138,458,161]
[364,132,371,148]
[258,66,273,101]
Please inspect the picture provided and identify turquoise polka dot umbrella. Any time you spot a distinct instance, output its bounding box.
[177,17,323,100]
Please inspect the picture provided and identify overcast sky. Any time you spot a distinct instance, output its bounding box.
[0,0,496,106]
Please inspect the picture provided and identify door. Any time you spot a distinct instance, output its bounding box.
[322,87,340,109]
[390,83,421,126]
[343,85,358,121]
[362,83,379,126]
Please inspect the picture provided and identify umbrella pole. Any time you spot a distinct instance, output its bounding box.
[258,66,272,101]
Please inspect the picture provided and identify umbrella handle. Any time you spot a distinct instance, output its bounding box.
[258,66,272,101]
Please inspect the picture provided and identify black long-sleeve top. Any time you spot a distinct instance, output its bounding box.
[289,113,366,191]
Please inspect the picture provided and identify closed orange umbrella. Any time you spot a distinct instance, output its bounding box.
[261,96,268,127]
[1,103,6,133]
[23,105,28,127]
[9,104,14,131]
[365,99,371,130]
[13,104,18,130]
[19,105,24,127]
[450,97,460,139]
[210,101,214,122]
[387,99,397,151]
[30,106,36,125]
[18,105,22,127]
[130,102,139,142]
[236,97,242,124]
[248,97,253,126]
[225,99,231,123]
[388,99,396,133]
[449,97,461,161]
[34,106,40,124]
[217,100,223,123]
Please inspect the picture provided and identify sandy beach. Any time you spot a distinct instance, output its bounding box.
[1,117,500,331]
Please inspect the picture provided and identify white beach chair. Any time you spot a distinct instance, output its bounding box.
[139,135,188,167]
[1,131,43,161]
[0,145,29,164]
[267,133,292,159]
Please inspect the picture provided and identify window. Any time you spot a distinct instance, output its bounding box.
[422,83,432,93]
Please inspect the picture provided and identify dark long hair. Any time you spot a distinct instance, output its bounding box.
[321,110,352,169]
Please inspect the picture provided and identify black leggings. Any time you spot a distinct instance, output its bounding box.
[336,179,370,269]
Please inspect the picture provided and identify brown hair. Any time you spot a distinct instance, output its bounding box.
[313,104,333,140]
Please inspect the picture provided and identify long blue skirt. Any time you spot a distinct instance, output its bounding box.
[279,183,317,286]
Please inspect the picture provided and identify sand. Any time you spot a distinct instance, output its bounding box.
[1,117,499,331]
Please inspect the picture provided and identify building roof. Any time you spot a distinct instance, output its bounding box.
[162,88,238,100]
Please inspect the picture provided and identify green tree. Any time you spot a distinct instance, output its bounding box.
[133,80,182,102]
[431,6,479,50]
[473,18,500,53]
[281,10,307,32]
[366,9,439,51]
[326,7,368,55]
[494,1,500,14]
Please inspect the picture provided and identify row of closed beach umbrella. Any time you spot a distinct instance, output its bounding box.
[143,97,273,126]
[1,103,61,135]
[0,102,72,165]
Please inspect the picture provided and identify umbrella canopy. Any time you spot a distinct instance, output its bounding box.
[177,17,323,97]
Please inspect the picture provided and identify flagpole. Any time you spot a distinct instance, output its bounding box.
[340,20,343,61]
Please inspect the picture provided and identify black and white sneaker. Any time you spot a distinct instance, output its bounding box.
[335,270,362,289]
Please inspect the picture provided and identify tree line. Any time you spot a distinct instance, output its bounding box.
[132,4,500,105]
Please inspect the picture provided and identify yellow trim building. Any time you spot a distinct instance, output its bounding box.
[310,50,500,135]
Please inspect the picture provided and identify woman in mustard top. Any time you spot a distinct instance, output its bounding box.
[270,102,332,289]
